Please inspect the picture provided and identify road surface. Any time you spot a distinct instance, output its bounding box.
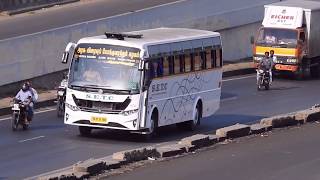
[0,75,319,178]
[108,122,320,180]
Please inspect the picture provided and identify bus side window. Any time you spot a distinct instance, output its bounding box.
[148,60,155,79]
[211,49,216,68]
[220,48,223,67]
[200,51,206,69]
[168,55,174,75]
[194,50,201,71]
[191,52,195,71]
[185,51,191,72]
[150,60,158,78]
[180,54,185,73]
[157,58,164,77]
[174,54,180,74]
[216,48,222,68]
[205,47,212,69]
[163,56,170,76]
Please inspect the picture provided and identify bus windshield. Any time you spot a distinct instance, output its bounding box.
[256,28,298,48]
[69,44,141,93]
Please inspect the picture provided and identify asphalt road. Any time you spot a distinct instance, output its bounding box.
[0,75,319,178]
[108,122,320,180]
[0,0,179,40]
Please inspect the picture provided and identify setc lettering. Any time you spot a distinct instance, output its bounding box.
[152,83,168,93]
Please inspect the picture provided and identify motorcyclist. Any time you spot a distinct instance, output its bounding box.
[270,50,277,62]
[25,81,38,121]
[14,83,34,124]
[257,51,274,85]
[60,72,68,88]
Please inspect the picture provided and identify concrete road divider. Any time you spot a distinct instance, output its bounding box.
[73,158,105,176]
[156,144,186,158]
[260,114,297,128]
[250,123,272,134]
[295,108,320,123]
[208,135,221,145]
[112,147,158,163]
[179,134,210,148]
[216,124,250,139]
[38,170,88,180]
[97,156,122,170]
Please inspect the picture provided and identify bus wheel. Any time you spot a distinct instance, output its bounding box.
[150,113,159,136]
[79,126,92,137]
[143,111,158,141]
[186,104,201,131]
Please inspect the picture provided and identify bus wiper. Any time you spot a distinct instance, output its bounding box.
[82,84,129,94]
[70,84,89,92]
[116,89,132,95]
[80,84,135,94]
[82,84,111,88]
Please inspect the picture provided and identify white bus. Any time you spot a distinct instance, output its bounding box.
[61,28,223,138]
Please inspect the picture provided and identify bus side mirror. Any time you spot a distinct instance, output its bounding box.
[142,62,151,91]
[61,52,69,64]
[138,60,145,71]
[142,76,151,91]
[61,42,76,64]
[250,36,255,45]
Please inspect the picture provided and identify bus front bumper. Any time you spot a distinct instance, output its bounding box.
[64,108,141,131]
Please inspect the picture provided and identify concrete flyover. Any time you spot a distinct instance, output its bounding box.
[0,0,280,87]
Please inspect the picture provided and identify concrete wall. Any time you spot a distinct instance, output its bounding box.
[219,22,261,60]
[0,0,74,11]
[0,0,280,87]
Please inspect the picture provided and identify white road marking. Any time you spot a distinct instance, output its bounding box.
[222,75,255,82]
[18,136,45,143]
[0,108,56,122]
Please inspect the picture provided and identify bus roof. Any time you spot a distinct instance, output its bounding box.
[78,28,220,49]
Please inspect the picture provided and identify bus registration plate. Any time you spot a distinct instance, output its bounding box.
[91,117,107,124]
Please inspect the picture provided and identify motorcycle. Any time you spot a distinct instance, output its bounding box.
[257,69,271,91]
[11,99,31,131]
[56,78,67,117]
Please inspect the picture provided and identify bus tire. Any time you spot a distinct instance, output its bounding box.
[185,103,202,131]
[79,126,92,137]
[143,110,158,141]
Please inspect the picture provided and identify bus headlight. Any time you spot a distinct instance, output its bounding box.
[65,103,80,111]
[121,109,139,116]
[287,58,297,63]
